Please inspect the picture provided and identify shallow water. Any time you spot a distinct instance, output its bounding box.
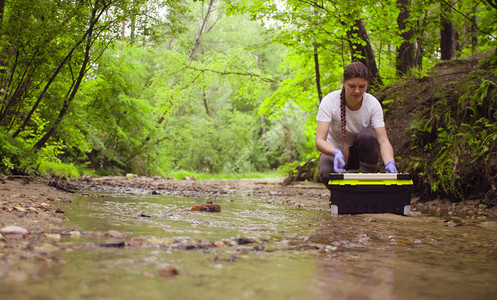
[2,193,497,299]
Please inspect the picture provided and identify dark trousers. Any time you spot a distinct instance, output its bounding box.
[318,128,379,191]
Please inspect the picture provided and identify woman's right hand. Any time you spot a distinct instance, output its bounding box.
[333,149,346,173]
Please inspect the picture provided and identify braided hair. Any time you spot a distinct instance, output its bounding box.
[340,62,370,166]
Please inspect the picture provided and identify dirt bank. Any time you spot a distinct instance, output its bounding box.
[1,176,496,283]
[0,178,74,282]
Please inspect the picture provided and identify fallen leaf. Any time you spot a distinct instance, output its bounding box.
[191,204,221,212]
[159,266,179,278]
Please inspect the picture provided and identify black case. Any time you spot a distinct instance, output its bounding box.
[328,173,413,215]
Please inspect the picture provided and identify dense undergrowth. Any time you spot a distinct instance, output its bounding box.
[381,50,497,205]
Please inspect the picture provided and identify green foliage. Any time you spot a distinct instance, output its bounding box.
[37,161,80,179]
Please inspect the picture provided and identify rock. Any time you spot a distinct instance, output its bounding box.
[1,225,29,235]
[236,237,255,245]
[13,206,26,212]
[127,238,144,247]
[34,243,59,254]
[444,217,463,227]
[214,241,225,247]
[159,266,179,278]
[69,231,81,238]
[106,230,125,238]
[44,233,61,241]
[191,204,221,212]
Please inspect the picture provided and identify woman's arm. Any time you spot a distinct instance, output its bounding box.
[315,121,336,156]
[374,127,395,163]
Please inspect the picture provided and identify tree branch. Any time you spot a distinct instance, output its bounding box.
[442,0,497,39]
[187,66,279,83]
[485,0,497,10]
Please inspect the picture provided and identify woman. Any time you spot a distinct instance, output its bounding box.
[315,62,397,190]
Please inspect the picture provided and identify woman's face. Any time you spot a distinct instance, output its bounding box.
[343,77,368,102]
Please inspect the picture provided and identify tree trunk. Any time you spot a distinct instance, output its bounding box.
[313,39,323,102]
[188,0,215,61]
[283,122,293,163]
[346,18,383,89]
[470,6,478,54]
[0,0,5,33]
[396,0,416,76]
[130,13,136,45]
[202,85,210,115]
[440,1,456,60]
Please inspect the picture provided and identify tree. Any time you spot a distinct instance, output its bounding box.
[440,1,457,60]
[396,0,417,75]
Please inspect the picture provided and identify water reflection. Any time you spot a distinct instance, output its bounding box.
[311,214,497,300]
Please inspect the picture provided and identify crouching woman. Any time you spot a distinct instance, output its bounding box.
[315,62,397,191]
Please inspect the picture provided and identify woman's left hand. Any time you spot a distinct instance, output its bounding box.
[385,160,398,173]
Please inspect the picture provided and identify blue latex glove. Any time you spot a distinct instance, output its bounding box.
[385,160,398,173]
[333,149,346,173]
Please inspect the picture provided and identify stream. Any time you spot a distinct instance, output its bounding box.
[2,191,497,299]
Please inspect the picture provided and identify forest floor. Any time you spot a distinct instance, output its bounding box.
[1,176,496,283]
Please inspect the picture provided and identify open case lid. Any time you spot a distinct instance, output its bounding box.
[328,173,413,185]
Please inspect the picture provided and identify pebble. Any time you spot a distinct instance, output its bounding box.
[0,225,29,235]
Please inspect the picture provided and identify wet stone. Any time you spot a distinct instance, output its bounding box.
[98,241,126,248]
[236,237,255,245]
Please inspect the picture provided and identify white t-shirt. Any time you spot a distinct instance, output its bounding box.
[316,90,385,149]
